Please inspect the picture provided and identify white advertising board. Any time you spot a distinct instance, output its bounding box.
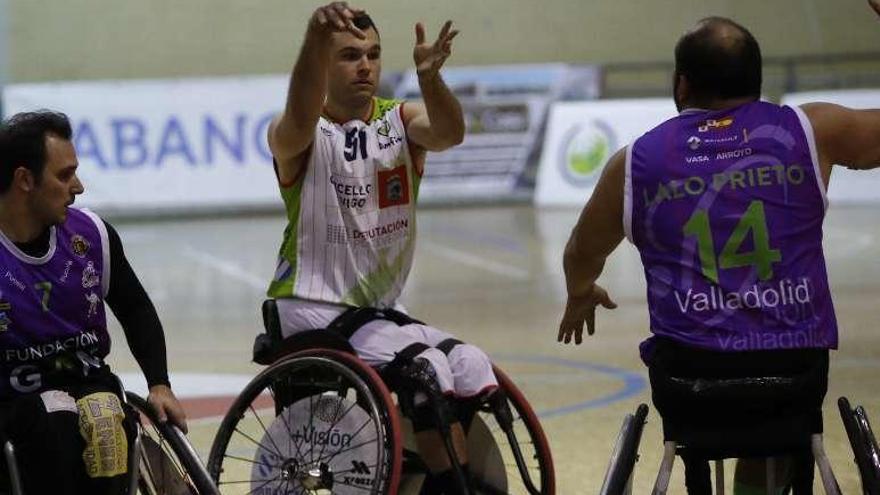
[3,76,288,214]
[782,89,880,204]
[534,99,677,207]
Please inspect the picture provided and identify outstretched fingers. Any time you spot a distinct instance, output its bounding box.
[415,22,426,45]
[315,2,366,38]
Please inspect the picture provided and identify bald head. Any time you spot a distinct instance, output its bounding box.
[674,17,762,107]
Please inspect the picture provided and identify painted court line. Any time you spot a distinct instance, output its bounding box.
[494,354,647,420]
[422,242,530,280]
[181,244,266,290]
[120,356,645,423]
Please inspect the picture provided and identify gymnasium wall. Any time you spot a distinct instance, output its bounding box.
[8,0,880,83]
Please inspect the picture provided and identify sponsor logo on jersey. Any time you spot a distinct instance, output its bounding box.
[85,292,100,318]
[698,116,734,132]
[82,261,100,289]
[377,118,403,150]
[330,174,374,211]
[0,301,11,332]
[378,165,410,209]
[687,136,701,150]
[4,271,25,292]
[60,260,74,283]
[71,235,90,257]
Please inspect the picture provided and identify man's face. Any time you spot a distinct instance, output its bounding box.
[27,134,84,226]
[326,27,381,108]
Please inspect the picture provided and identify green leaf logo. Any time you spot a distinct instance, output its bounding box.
[559,120,616,186]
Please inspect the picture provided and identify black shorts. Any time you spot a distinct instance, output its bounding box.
[0,367,136,495]
[646,337,829,455]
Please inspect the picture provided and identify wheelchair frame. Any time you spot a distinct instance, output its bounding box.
[602,397,880,495]
[1,382,218,495]
[206,299,555,494]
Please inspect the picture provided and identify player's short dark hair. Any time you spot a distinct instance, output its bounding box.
[353,12,378,37]
[674,17,762,102]
[0,110,73,193]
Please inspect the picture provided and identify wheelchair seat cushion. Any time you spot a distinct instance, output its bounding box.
[647,337,829,458]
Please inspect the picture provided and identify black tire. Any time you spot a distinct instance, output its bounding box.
[125,392,218,495]
[839,397,880,495]
[206,349,403,495]
[485,365,555,495]
[599,404,649,495]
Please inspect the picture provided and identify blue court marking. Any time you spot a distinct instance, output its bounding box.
[493,354,647,420]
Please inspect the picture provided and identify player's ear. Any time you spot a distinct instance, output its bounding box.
[12,166,36,193]
[673,74,690,111]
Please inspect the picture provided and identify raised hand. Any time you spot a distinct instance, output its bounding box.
[557,284,618,345]
[310,2,366,39]
[413,20,460,76]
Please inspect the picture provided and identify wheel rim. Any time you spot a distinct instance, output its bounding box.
[209,354,400,494]
[128,395,199,494]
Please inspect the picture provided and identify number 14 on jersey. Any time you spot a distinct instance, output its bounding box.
[683,200,782,284]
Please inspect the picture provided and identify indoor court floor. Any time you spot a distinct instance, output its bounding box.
[105,204,880,494]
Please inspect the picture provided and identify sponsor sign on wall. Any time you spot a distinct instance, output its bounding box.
[781,89,880,204]
[534,99,677,206]
[3,64,602,213]
[395,64,601,203]
[3,76,288,214]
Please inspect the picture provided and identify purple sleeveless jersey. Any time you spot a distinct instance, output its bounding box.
[0,208,111,398]
[625,101,837,362]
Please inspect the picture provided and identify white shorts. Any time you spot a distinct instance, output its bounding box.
[277,298,498,398]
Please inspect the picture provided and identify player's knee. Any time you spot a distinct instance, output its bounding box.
[395,355,456,432]
[449,344,491,374]
[448,344,497,397]
[414,348,455,393]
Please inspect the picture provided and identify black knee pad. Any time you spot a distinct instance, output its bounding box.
[393,357,456,433]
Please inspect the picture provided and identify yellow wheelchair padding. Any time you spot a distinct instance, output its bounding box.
[77,391,128,478]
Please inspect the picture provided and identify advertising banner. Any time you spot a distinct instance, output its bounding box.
[3,76,288,214]
[534,99,677,207]
[782,89,880,204]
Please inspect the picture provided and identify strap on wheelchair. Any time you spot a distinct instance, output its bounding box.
[436,338,464,355]
[253,300,425,364]
[394,343,431,363]
[326,306,424,340]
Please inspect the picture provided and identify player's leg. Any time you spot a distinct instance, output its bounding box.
[74,378,137,495]
[350,320,472,493]
[733,458,791,495]
[405,324,499,400]
[3,391,83,495]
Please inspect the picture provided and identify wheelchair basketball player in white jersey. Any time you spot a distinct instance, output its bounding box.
[264,3,502,493]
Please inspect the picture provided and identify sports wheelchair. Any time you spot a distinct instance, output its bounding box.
[2,376,218,495]
[600,379,880,494]
[206,300,555,494]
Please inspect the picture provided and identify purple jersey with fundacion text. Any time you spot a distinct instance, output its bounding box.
[625,101,837,362]
[0,207,111,398]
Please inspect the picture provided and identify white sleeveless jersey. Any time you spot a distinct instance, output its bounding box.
[268,98,420,308]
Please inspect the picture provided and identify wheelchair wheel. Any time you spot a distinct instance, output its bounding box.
[207,349,402,494]
[125,392,218,495]
[467,365,555,495]
[838,397,880,495]
[599,404,649,495]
